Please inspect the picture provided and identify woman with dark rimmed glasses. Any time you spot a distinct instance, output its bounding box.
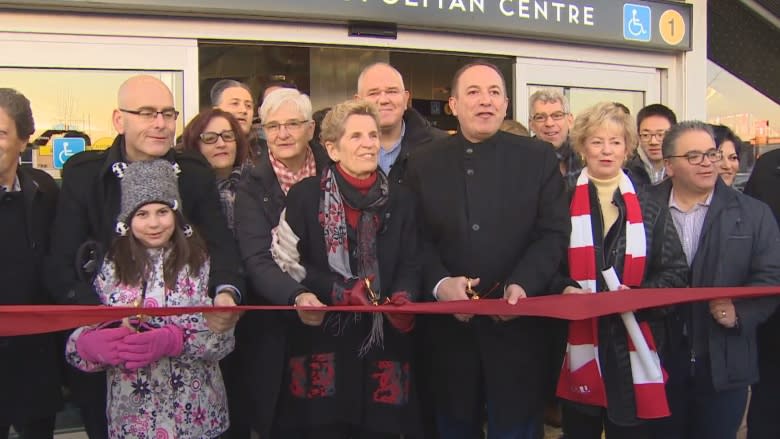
[180,108,250,232]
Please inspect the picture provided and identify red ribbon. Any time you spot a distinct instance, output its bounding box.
[2,286,779,336]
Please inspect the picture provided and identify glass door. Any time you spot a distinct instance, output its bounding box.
[514,58,661,125]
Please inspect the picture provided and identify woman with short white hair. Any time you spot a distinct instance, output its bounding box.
[233,88,330,437]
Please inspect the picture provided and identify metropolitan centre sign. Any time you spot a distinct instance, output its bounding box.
[4,0,692,51]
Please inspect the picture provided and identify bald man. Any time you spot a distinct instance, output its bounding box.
[47,75,244,439]
[356,62,447,186]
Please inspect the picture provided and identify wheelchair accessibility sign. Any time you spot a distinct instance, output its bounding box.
[623,4,652,42]
[53,137,86,169]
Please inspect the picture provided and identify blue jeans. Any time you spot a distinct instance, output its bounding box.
[436,404,540,439]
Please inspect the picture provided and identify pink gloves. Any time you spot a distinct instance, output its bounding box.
[118,325,185,370]
[76,326,134,366]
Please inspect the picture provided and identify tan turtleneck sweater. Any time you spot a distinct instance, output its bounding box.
[590,173,621,237]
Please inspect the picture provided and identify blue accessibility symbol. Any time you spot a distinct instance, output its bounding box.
[623,3,652,42]
[53,137,86,169]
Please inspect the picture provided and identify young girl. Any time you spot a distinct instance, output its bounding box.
[66,159,235,439]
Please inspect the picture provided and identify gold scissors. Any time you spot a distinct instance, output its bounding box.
[364,277,380,306]
[466,278,480,300]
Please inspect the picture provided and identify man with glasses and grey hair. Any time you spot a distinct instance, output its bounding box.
[528,88,580,188]
[47,74,244,439]
[648,121,780,439]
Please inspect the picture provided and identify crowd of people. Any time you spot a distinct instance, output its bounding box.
[1,59,779,439]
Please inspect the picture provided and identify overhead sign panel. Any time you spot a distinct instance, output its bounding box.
[4,0,692,51]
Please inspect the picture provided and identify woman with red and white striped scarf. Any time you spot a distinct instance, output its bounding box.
[551,102,688,439]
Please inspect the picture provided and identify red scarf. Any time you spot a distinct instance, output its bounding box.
[557,169,670,420]
[336,164,377,229]
[270,146,317,194]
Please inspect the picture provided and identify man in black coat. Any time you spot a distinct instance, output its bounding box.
[648,121,780,439]
[406,62,570,438]
[741,148,780,439]
[46,75,244,439]
[355,62,448,188]
[0,88,63,439]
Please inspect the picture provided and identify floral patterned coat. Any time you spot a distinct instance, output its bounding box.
[66,249,235,439]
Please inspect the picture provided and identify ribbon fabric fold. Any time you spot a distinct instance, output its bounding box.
[1,286,779,336]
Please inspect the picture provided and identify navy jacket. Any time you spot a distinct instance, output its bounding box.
[652,179,780,390]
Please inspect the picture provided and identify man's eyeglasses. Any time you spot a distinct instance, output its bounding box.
[639,131,668,142]
[199,130,236,144]
[531,111,567,123]
[119,108,179,121]
[666,149,723,165]
[262,120,310,135]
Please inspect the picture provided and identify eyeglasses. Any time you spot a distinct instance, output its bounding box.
[262,120,310,135]
[666,149,723,165]
[639,131,668,142]
[199,130,236,144]
[119,108,179,121]
[531,111,567,123]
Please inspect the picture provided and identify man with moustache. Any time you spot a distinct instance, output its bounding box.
[649,121,780,439]
[406,62,570,439]
[47,75,244,439]
[355,62,446,186]
[528,88,580,188]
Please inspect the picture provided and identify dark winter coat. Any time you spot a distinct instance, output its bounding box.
[625,154,652,187]
[232,145,329,437]
[652,178,780,391]
[550,178,689,426]
[386,108,448,187]
[743,148,780,369]
[405,130,571,429]
[0,167,63,424]
[277,174,422,434]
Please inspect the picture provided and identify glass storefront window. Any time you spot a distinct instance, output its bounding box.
[706,60,780,165]
[0,68,184,178]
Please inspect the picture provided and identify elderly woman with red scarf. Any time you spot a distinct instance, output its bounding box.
[275,99,421,438]
[552,102,688,439]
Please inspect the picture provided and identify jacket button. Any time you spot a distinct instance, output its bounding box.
[466,169,474,176]
[263,197,269,202]
[466,148,474,154]
[472,224,480,231]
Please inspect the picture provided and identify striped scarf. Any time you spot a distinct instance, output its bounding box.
[556,169,670,420]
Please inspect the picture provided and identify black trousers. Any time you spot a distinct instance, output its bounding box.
[562,403,650,439]
[0,416,56,439]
